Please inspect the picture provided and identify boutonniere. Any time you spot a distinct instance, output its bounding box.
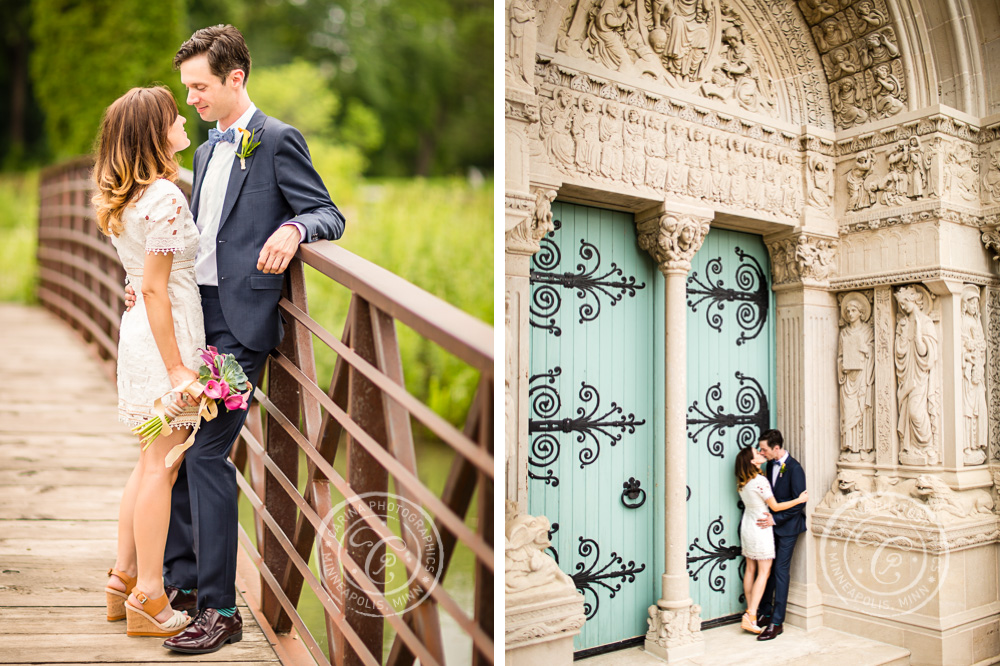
[779,463,786,478]
[235,128,262,170]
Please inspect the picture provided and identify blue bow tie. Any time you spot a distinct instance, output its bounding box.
[208,127,237,147]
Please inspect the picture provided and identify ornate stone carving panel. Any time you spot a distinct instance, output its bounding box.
[960,285,988,466]
[894,284,942,466]
[766,233,838,287]
[837,291,875,462]
[987,287,1000,463]
[873,286,896,465]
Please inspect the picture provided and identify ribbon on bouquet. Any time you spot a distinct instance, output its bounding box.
[149,379,219,468]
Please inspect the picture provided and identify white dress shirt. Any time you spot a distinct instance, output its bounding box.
[771,451,789,486]
[194,102,305,286]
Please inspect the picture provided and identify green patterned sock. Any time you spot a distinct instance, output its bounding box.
[217,606,237,617]
[180,588,194,594]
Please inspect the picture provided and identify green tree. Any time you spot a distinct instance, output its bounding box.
[30,0,191,159]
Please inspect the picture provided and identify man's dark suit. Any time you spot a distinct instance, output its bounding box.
[757,453,806,627]
[163,109,345,610]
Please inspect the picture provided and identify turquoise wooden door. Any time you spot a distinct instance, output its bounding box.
[528,202,665,653]
[684,228,776,624]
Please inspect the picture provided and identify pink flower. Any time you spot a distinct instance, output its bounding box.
[224,390,249,411]
[204,380,225,399]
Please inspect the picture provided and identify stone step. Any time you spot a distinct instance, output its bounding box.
[577,624,910,666]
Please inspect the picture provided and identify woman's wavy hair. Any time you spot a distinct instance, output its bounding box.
[735,446,761,491]
[92,86,180,237]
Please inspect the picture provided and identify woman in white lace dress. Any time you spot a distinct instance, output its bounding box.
[92,86,203,638]
[735,446,807,634]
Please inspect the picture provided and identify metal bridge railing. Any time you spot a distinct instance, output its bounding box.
[36,157,494,666]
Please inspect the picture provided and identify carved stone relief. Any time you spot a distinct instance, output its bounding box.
[507,0,539,88]
[987,288,1000,463]
[637,212,712,272]
[798,0,906,129]
[531,81,805,221]
[874,287,895,463]
[766,233,838,286]
[506,188,557,255]
[843,138,930,213]
[984,143,1000,204]
[894,284,941,466]
[645,603,703,649]
[838,291,875,462]
[961,285,988,465]
[555,0,781,119]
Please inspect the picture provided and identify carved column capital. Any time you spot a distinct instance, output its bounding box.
[504,501,586,651]
[981,225,1000,262]
[636,209,712,274]
[506,187,557,256]
[765,232,839,288]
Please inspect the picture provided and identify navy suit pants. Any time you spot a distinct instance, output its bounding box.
[757,532,799,626]
[162,286,270,609]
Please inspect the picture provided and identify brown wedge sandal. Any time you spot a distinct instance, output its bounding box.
[125,589,192,637]
[105,568,137,622]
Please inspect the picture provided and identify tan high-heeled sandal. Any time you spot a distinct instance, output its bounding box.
[741,611,763,634]
[125,589,191,637]
[105,568,137,622]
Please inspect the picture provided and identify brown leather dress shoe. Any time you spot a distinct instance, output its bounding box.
[162,608,242,654]
[164,586,197,613]
[757,623,783,641]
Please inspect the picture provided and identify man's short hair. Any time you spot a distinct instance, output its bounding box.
[759,428,783,449]
[174,25,252,86]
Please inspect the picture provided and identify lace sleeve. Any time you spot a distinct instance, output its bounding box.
[143,182,186,255]
[755,476,773,500]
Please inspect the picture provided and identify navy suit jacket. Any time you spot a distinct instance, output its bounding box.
[765,454,807,537]
[190,109,345,352]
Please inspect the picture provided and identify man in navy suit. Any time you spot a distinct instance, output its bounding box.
[754,428,806,641]
[126,25,344,653]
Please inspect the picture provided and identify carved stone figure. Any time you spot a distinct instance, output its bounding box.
[637,213,711,272]
[877,139,923,206]
[708,133,730,201]
[832,77,869,128]
[854,1,886,30]
[599,102,625,180]
[745,142,763,208]
[872,64,905,118]
[820,469,875,510]
[505,505,575,597]
[572,96,602,176]
[907,475,994,520]
[540,90,576,170]
[795,235,836,281]
[799,0,837,25]
[847,150,876,210]
[687,127,710,196]
[813,17,851,52]
[945,142,980,202]
[839,293,875,462]
[622,107,646,187]
[807,155,834,208]
[984,147,1000,203]
[829,48,859,78]
[781,151,801,216]
[646,603,703,648]
[894,286,940,466]
[701,25,775,115]
[586,0,635,73]
[665,122,689,194]
[961,285,988,466]
[645,113,668,188]
[507,0,537,87]
[651,0,712,82]
[860,31,899,68]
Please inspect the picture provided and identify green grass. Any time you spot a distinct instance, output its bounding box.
[305,177,494,427]
[0,171,39,303]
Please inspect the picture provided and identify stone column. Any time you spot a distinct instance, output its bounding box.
[765,231,840,631]
[636,202,712,662]
[505,502,586,666]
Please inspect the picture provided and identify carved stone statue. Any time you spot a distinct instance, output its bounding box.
[664,122,689,194]
[598,102,624,180]
[506,0,537,87]
[860,31,900,68]
[572,95,602,176]
[540,90,577,171]
[651,0,712,82]
[586,0,635,74]
[701,25,775,115]
[961,285,988,466]
[832,77,870,128]
[894,286,940,466]
[839,292,875,462]
[854,1,886,29]
[505,503,575,597]
[623,107,646,187]
[847,150,876,210]
[807,155,834,208]
[872,64,905,118]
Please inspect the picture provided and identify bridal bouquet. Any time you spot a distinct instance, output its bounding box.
[132,346,252,466]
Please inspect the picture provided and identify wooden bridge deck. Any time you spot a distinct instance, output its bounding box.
[0,304,282,664]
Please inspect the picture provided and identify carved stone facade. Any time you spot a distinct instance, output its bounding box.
[507,1,1000,664]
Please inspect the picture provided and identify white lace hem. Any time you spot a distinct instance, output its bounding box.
[118,400,200,431]
[742,549,775,561]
